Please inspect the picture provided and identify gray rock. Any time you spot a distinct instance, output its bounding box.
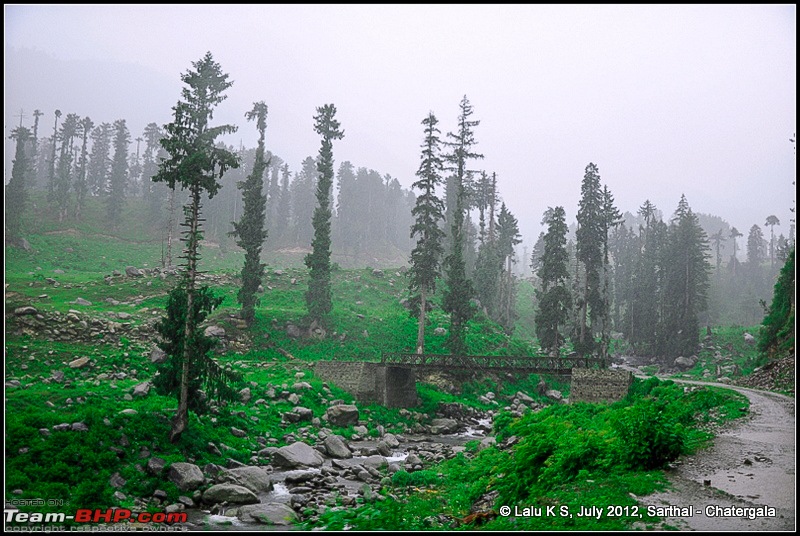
[433,327,446,336]
[109,472,126,489]
[429,418,458,434]
[69,357,90,369]
[545,389,563,402]
[361,455,388,469]
[515,391,535,404]
[204,325,226,338]
[132,382,151,397]
[323,434,352,459]
[168,462,205,492]
[150,346,167,364]
[71,422,89,432]
[326,404,359,427]
[220,466,273,493]
[119,409,138,416]
[286,324,302,338]
[272,441,325,468]
[382,433,400,449]
[72,298,92,306]
[125,266,144,277]
[234,503,297,525]
[674,356,697,370]
[744,332,756,345]
[239,387,252,404]
[147,457,166,475]
[202,484,258,505]
[14,306,38,316]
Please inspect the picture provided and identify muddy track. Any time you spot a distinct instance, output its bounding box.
[638,378,795,531]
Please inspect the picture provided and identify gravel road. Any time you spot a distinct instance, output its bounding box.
[638,379,795,531]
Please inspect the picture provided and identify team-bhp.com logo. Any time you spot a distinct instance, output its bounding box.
[5,508,187,524]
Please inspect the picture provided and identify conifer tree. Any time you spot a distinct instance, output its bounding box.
[6,126,31,244]
[574,162,604,356]
[231,101,270,325]
[496,202,522,333]
[305,104,344,325]
[153,52,240,442]
[661,195,711,358]
[442,96,483,354]
[107,119,131,226]
[408,112,446,354]
[535,206,572,354]
[74,116,93,220]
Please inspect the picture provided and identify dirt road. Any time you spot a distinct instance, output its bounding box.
[639,379,795,531]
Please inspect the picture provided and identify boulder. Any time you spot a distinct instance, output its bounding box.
[14,306,38,316]
[147,457,166,475]
[326,404,359,427]
[744,332,756,345]
[433,327,446,336]
[382,433,400,449]
[204,325,226,338]
[220,466,273,493]
[132,382,151,397]
[545,390,563,402]
[149,347,167,364]
[168,462,205,492]
[239,387,252,404]
[272,441,324,468]
[286,324,302,338]
[674,356,697,370]
[234,503,297,525]
[202,484,258,505]
[323,434,352,459]
[429,418,458,434]
[72,297,92,306]
[125,266,144,277]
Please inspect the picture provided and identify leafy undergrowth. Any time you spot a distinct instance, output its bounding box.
[309,377,749,531]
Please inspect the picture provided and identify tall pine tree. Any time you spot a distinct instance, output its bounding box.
[231,102,270,325]
[535,206,572,355]
[442,96,483,354]
[6,126,31,244]
[408,112,446,354]
[305,104,344,325]
[153,52,241,442]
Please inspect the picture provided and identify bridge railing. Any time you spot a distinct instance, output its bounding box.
[379,353,607,372]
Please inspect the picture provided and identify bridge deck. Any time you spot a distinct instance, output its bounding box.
[379,353,607,374]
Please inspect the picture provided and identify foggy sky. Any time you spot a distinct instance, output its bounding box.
[5,4,797,254]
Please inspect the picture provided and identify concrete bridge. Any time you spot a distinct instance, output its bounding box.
[314,353,627,408]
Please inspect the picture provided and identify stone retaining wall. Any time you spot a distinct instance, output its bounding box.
[570,368,632,403]
[314,361,418,408]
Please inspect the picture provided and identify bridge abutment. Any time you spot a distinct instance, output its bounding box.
[314,361,418,408]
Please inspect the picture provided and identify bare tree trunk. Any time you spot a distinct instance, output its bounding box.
[170,186,200,443]
[167,187,176,268]
[416,286,426,354]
